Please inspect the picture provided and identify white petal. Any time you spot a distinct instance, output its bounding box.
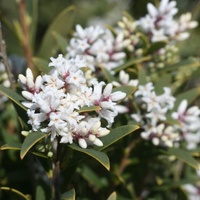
[78,138,87,148]
[93,138,103,146]
[103,83,113,97]
[111,91,126,101]
[178,100,188,114]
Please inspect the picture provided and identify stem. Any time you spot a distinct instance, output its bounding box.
[0,22,16,89]
[17,0,35,73]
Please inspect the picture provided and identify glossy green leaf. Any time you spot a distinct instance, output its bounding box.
[32,57,51,73]
[1,142,48,158]
[69,144,110,170]
[99,125,140,151]
[38,5,76,59]
[174,87,200,109]
[112,86,136,97]
[145,41,167,55]
[162,147,199,169]
[20,131,48,159]
[0,84,26,110]
[107,192,117,200]
[113,56,151,73]
[0,142,21,151]
[52,32,68,54]
[78,106,101,113]
[61,188,75,200]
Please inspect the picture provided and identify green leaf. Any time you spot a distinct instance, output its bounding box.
[35,185,46,200]
[107,192,117,200]
[1,142,48,159]
[159,59,200,73]
[145,41,167,55]
[20,131,48,159]
[0,187,31,200]
[154,73,172,94]
[69,144,110,170]
[174,87,200,109]
[0,84,26,111]
[162,147,199,169]
[78,106,101,113]
[113,56,151,73]
[99,65,116,82]
[99,125,140,151]
[32,57,51,73]
[138,66,147,85]
[0,142,21,151]
[52,32,68,54]
[77,165,107,190]
[61,188,75,200]
[38,5,76,59]
[112,86,136,97]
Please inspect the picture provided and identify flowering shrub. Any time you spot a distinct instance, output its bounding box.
[0,0,200,199]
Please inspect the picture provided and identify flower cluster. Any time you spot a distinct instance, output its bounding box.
[130,82,200,148]
[172,100,200,150]
[131,82,178,147]
[66,25,127,72]
[137,0,198,42]
[18,55,126,148]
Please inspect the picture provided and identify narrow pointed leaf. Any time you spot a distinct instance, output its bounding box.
[162,147,199,169]
[145,41,167,55]
[20,131,48,159]
[112,86,136,97]
[0,84,26,110]
[114,56,151,73]
[61,188,75,200]
[32,57,51,73]
[35,185,46,200]
[99,65,116,82]
[0,142,21,151]
[38,6,76,59]
[174,87,200,109]
[100,125,140,151]
[78,106,101,113]
[69,144,110,170]
[107,192,117,200]
[52,31,68,54]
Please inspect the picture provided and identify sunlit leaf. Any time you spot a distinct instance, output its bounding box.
[20,131,48,159]
[0,187,31,200]
[61,188,75,200]
[38,5,76,59]
[69,144,110,170]
[99,125,140,151]
[112,86,136,97]
[162,147,199,169]
[114,56,151,73]
[107,191,117,200]
[78,106,101,113]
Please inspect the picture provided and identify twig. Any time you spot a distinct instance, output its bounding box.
[17,0,35,73]
[0,22,16,89]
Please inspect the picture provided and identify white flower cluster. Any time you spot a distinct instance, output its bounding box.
[131,82,200,148]
[172,100,200,150]
[0,62,10,108]
[131,82,178,147]
[66,25,127,72]
[137,0,198,42]
[18,54,126,148]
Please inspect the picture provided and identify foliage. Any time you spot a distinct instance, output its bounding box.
[0,0,200,200]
